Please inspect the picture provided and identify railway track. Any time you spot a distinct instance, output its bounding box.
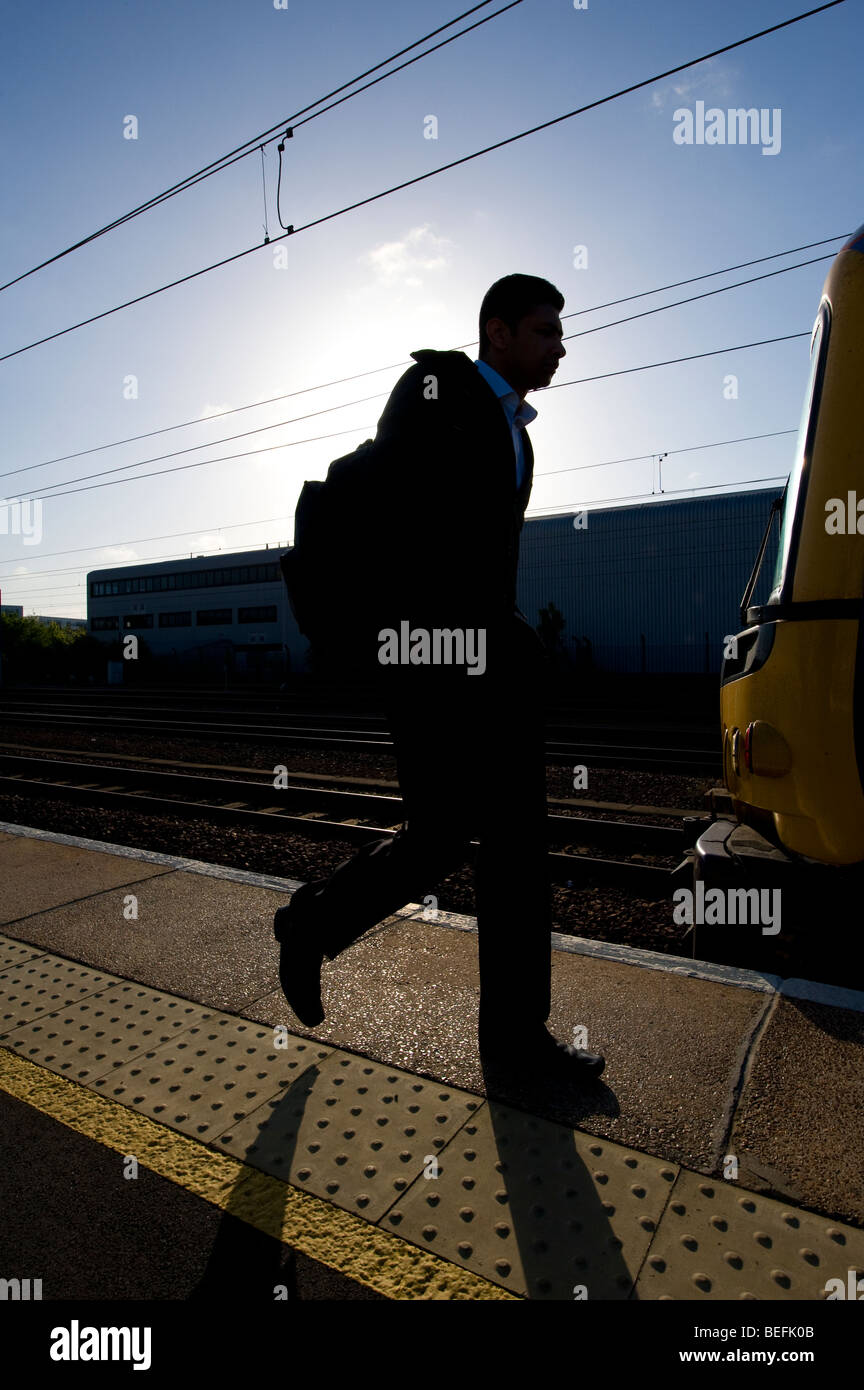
[0,752,697,897]
[0,696,720,774]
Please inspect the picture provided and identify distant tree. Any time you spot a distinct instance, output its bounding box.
[536,601,568,665]
[0,613,136,684]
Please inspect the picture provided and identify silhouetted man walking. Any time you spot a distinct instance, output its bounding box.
[274,274,605,1084]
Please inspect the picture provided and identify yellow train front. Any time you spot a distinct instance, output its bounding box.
[694,224,864,965]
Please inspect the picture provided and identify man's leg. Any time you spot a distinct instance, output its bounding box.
[293,820,469,962]
[470,627,606,1078]
[474,664,551,1043]
[276,676,471,970]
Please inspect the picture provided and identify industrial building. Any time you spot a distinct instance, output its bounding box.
[518,487,781,673]
[0,606,83,628]
[86,489,781,678]
[86,548,304,680]
[36,615,86,630]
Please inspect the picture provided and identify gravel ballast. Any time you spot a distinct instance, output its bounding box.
[0,721,710,957]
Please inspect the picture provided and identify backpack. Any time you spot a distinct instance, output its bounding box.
[280,438,383,669]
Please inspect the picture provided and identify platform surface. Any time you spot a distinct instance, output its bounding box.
[1,820,862,1301]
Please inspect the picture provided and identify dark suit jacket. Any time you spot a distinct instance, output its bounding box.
[368,349,539,670]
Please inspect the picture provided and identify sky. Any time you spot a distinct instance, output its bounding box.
[0,0,861,618]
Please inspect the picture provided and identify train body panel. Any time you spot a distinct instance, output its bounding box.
[700,222,864,897]
[722,617,862,863]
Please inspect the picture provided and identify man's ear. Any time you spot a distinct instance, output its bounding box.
[484,316,510,352]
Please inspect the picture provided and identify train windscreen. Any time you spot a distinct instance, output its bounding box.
[768,306,829,603]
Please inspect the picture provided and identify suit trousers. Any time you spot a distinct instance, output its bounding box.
[305,625,552,1035]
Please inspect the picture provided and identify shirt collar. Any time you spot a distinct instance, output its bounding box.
[474,358,538,428]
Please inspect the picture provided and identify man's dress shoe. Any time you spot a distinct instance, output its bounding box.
[479,1026,605,1081]
[273,895,325,1026]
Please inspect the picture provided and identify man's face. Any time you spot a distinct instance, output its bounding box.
[484,302,566,396]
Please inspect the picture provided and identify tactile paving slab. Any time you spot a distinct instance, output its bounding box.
[0,982,214,1083]
[213,1051,482,1222]
[0,956,122,1036]
[89,1016,332,1142]
[0,934,47,971]
[633,1168,864,1300]
[379,1100,678,1298]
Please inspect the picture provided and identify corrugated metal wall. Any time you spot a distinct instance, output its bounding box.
[517,488,782,674]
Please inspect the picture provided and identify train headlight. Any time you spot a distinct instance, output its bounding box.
[744,720,791,777]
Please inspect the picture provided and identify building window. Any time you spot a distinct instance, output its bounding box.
[158,611,192,627]
[91,616,119,631]
[123,614,153,629]
[197,608,232,625]
[238,605,277,623]
[88,561,282,598]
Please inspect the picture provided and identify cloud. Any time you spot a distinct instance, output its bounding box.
[649,62,735,111]
[198,402,233,420]
[98,546,139,564]
[359,225,455,288]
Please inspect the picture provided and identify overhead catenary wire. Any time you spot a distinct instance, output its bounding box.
[4,399,388,497]
[259,147,270,243]
[0,415,806,608]
[1,237,843,486]
[2,540,292,590]
[4,552,262,584]
[0,517,296,567]
[287,3,845,245]
[534,428,798,479]
[17,425,377,503]
[0,1,845,366]
[560,253,835,342]
[5,465,792,607]
[7,330,810,506]
[537,234,847,322]
[4,232,844,483]
[545,330,810,392]
[3,584,85,595]
[275,132,292,233]
[0,0,516,296]
[0,424,801,593]
[526,475,787,515]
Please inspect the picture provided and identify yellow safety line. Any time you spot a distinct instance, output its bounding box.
[0,1046,515,1302]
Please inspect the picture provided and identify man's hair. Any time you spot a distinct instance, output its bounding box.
[478,274,564,360]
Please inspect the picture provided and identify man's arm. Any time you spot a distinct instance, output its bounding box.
[371,363,515,641]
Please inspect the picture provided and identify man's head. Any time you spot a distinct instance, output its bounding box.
[478,274,566,399]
